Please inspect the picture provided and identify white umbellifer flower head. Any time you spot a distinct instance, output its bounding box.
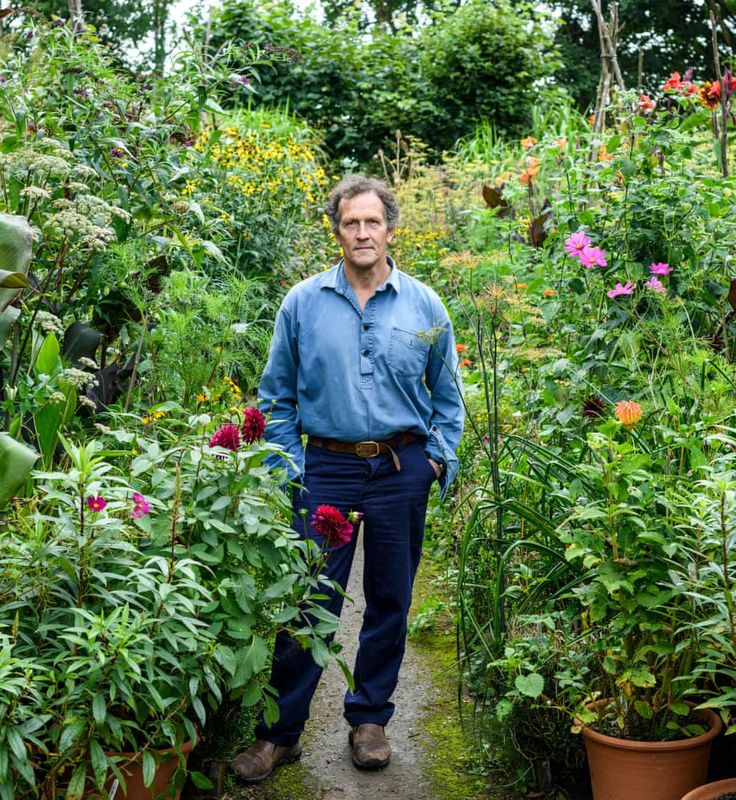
[50,391,67,403]
[78,395,97,410]
[35,310,64,336]
[74,164,97,179]
[67,181,89,192]
[78,357,99,370]
[62,367,96,388]
[94,423,112,434]
[20,186,51,200]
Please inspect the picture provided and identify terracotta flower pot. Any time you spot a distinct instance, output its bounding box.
[681,778,736,800]
[576,704,722,800]
[85,741,193,800]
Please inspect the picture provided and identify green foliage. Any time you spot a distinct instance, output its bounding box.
[0,412,341,796]
[209,0,559,161]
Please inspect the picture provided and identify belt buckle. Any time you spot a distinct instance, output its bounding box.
[355,440,381,458]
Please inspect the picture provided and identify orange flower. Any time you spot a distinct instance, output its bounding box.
[598,145,613,162]
[456,344,467,353]
[614,400,642,429]
[663,71,682,91]
[553,137,567,150]
[515,282,528,290]
[459,358,473,368]
[543,288,555,297]
[520,156,540,185]
[521,135,537,150]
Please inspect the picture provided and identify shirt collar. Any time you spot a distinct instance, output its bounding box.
[318,256,401,294]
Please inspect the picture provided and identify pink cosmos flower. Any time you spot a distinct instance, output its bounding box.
[564,231,592,258]
[210,423,241,451]
[645,277,666,294]
[311,504,354,547]
[607,282,636,298]
[241,407,266,444]
[650,262,672,276]
[131,492,151,518]
[87,495,107,512]
[579,245,608,269]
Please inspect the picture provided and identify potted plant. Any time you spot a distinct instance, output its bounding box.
[681,778,736,800]
[0,405,343,800]
[0,435,221,799]
[500,410,732,800]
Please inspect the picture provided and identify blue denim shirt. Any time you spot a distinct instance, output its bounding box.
[258,259,464,496]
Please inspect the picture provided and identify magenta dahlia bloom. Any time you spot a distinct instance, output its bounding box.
[131,492,151,518]
[645,276,666,294]
[564,231,592,258]
[210,423,241,451]
[607,282,636,298]
[649,262,672,276]
[87,495,107,512]
[241,407,266,444]
[579,245,608,269]
[312,504,354,547]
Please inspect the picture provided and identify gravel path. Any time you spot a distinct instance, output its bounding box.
[232,527,447,799]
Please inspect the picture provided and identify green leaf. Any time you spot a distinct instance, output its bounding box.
[143,750,156,788]
[190,771,214,790]
[66,763,87,800]
[0,271,28,289]
[33,331,60,376]
[0,306,19,351]
[514,673,544,698]
[89,739,108,788]
[92,693,106,725]
[0,433,37,507]
[0,214,32,313]
[5,729,24,763]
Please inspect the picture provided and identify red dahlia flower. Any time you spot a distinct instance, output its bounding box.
[241,406,266,443]
[210,423,241,451]
[312,504,354,547]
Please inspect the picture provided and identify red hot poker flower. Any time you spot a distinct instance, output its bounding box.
[312,504,354,547]
[210,423,241,451]
[241,407,266,443]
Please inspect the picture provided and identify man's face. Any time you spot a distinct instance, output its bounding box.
[335,191,394,274]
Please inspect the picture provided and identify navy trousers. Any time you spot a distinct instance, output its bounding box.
[254,438,436,746]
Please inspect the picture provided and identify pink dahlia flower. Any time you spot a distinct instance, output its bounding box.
[87,495,107,512]
[131,492,151,518]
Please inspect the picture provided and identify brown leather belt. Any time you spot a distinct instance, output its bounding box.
[307,432,423,472]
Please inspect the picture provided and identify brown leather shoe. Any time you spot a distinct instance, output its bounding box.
[349,724,391,770]
[229,739,302,784]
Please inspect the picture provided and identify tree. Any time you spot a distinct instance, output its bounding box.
[552,0,736,108]
[207,0,558,161]
[7,0,175,72]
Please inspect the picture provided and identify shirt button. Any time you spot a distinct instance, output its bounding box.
[363,324,369,331]
[362,349,369,356]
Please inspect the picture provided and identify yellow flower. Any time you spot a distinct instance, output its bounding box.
[614,400,642,429]
[141,410,165,424]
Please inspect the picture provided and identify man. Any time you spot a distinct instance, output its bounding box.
[230,175,464,783]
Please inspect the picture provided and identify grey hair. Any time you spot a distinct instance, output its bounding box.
[324,175,400,233]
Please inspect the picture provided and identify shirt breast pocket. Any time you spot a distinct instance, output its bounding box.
[387,327,429,377]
